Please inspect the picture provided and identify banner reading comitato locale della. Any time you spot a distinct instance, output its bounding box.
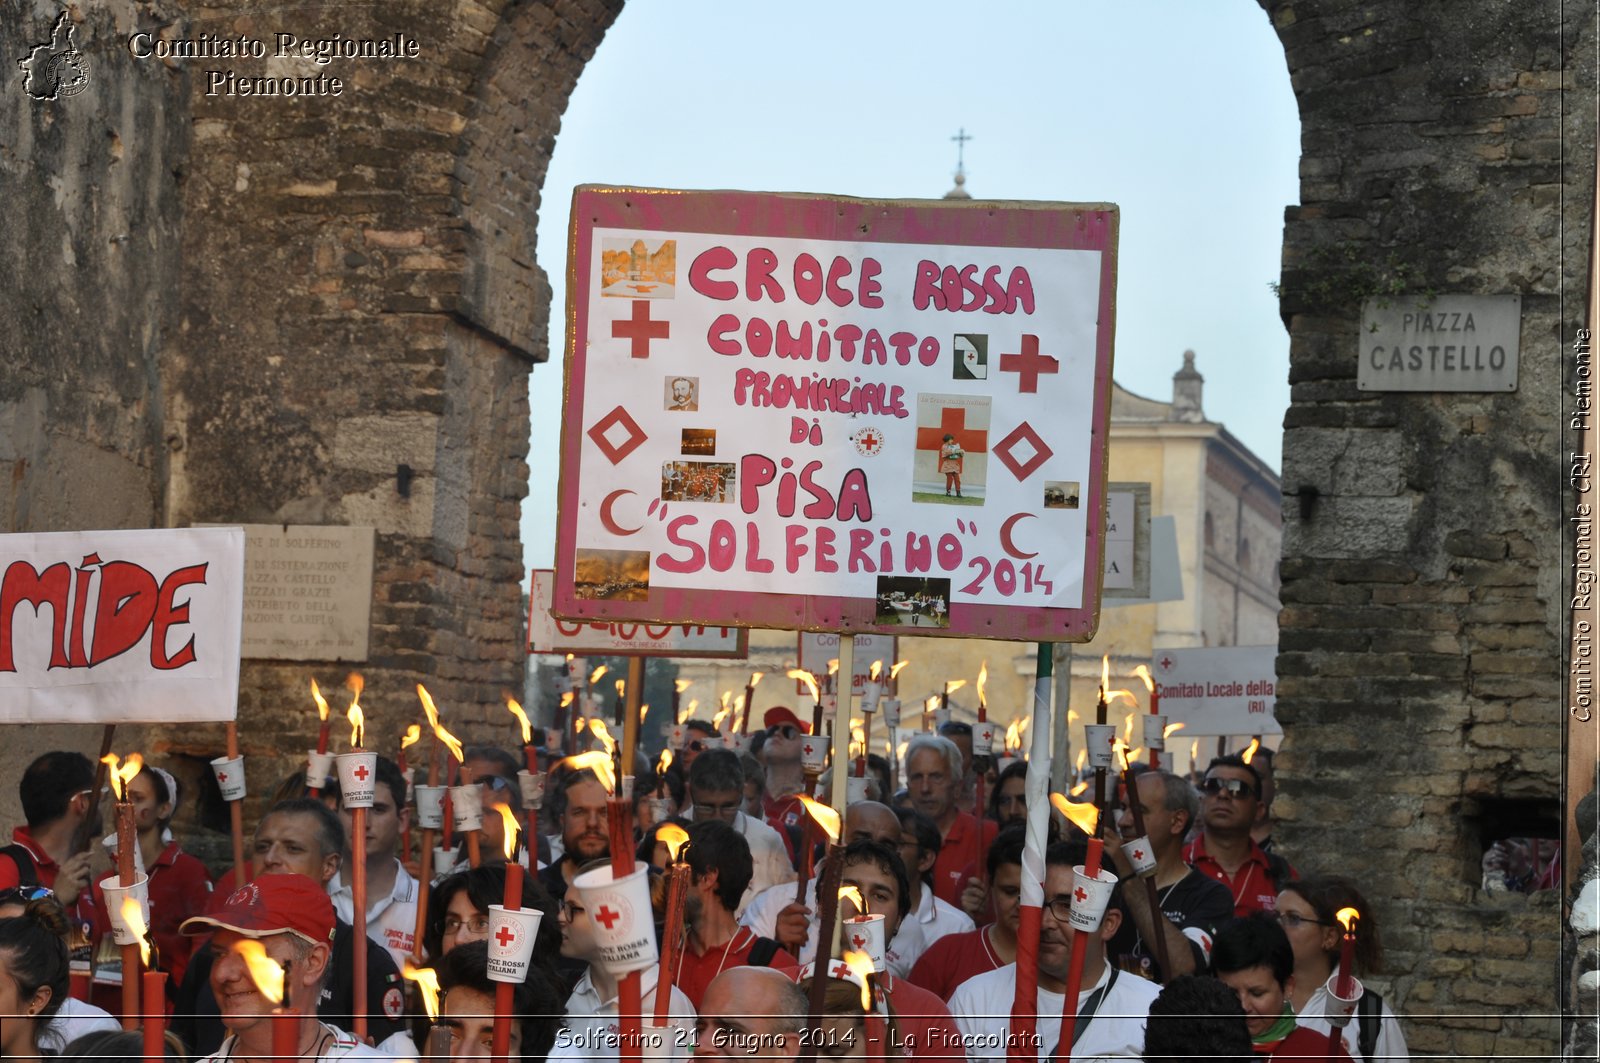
[1151,646,1279,737]
[553,188,1120,642]
[0,527,244,723]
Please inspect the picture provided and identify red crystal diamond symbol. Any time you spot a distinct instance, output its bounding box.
[588,406,648,465]
[993,421,1053,481]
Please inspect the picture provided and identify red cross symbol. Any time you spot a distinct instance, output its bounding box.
[216,772,228,782]
[1073,886,1087,903]
[1132,849,1145,861]
[998,334,1059,393]
[831,962,851,979]
[802,743,815,757]
[594,905,622,930]
[495,925,517,947]
[914,406,989,462]
[612,300,670,358]
[353,764,370,782]
[1159,656,1173,670]
[851,934,868,949]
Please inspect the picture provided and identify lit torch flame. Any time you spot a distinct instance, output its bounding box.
[1075,748,1087,774]
[1122,714,1135,747]
[402,960,441,1022]
[1134,665,1155,694]
[657,749,673,775]
[749,671,765,689]
[1242,738,1261,764]
[345,673,365,748]
[1004,718,1025,753]
[1164,721,1186,739]
[1069,779,1090,797]
[787,669,820,704]
[588,718,617,756]
[121,896,152,967]
[1100,655,1110,696]
[889,660,910,681]
[102,753,144,802]
[1051,794,1100,836]
[658,823,690,863]
[711,703,731,733]
[311,679,330,722]
[400,724,422,750]
[235,939,286,1005]
[589,665,609,687]
[675,679,693,695]
[435,721,465,765]
[558,751,616,795]
[679,698,698,724]
[840,950,875,1011]
[1108,689,1137,707]
[614,679,625,701]
[560,691,575,709]
[838,884,866,916]
[1336,907,1359,933]
[977,661,988,711]
[869,660,883,681]
[417,684,441,730]
[944,679,967,695]
[1191,739,1200,765]
[640,703,651,726]
[827,660,839,678]
[794,794,841,843]
[496,804,520,862]
[506,696,532,745]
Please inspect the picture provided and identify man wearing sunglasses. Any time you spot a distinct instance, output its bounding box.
[756,707,809,843]
[0,752,97,913]
[1182,756,1296,918]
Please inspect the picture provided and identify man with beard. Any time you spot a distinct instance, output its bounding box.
[539,768,610,903]
[949,839,1160,1060]
[672,820,797,1009]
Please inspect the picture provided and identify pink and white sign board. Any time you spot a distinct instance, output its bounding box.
[527,569,747,658]
[797,632,897,695]
[553,187,1119,642]
[1151,646,1280,737]
[0,527,244,723]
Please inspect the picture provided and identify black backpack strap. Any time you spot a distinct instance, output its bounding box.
[0,844,40,887]
[1357,988,1383,1062]
[748,936,781,967]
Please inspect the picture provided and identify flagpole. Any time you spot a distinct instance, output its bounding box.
[1009,642,1054,1062]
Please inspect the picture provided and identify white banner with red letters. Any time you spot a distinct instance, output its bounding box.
[552,187,1119,642]
[0,527,244,723]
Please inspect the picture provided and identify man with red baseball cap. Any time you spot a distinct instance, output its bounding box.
[182,874,390,1061]
[758,706,811,849]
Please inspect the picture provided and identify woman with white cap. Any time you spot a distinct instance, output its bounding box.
[90,763,214,1013]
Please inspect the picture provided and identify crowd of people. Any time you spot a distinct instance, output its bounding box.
[0,708,1408,1061]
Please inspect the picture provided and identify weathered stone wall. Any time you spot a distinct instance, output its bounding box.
[1263,1,1591,1055]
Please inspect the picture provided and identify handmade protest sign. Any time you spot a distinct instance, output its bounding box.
[527,569,747,657]
[553,187,1119,641]
[0,527,244,722]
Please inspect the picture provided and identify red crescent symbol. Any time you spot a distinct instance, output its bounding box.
[600,489,641,536]
[1000,512,1038,559]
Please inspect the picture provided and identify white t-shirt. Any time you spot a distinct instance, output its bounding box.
[1295,984,1409,1062]
[198,1022,394,1062]
[39,996,121,1053]
[888,886,977,978]
[560,964,696,1061]
[739,876,819,964]
[328,861,420,970]
[948,961,1159,1061]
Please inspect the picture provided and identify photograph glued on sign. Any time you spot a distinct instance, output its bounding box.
[874,575,952,628]
[600,236,676,298]
[913,392,990,505]
[952,333,988,380]
[661,460,737,503]
[573,548,651,601]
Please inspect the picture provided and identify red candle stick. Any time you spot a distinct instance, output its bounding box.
[492,832,524,1063]
[225,723,248,888]
[1056,835,1103,1052]
[1140,665,1162,771]
[272,1005,300,1063]
[142,969,166,1061]
[112,775,141,1031]
[653,827,691,1025]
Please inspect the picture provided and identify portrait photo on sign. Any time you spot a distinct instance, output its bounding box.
[661,460,736,503]
[874,576,952,629]
[599,236,677,298]
[952,333,988,380]
[680,429,717,456]
[573,549,651,601]
[1043,480,1081,509]
[913,393,990,506]
[665,375,698,411]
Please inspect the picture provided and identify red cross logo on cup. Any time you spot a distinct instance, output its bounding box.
[353,764,370,781]
[216,772,228,782]
[495,925,516,947]
[851,934,867,949]
[1133,849,1145,861]
[1074,886,1087,903]
[595,905,622,930]
[803,744,814,756]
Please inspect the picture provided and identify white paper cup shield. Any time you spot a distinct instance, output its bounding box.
[1067,865,1118,932]
[545,729,564,755]
[304,750,337,789]
[847,776,870,803]
[1121,836,1158,876]
[449,783,484,832]
[571,860,659,975]
[861,681,883,715]
[1083,725,1116,769]
[841,913,887,972]
[997,755,1018,775]
[669,724,685,750]
[821,694,838,717]
[1142,714,1169,752]
[972,722,996,757]
[336,752,378,808]
[414,785,446,829]
[799,734,829,773]
[518,771,546,809]
[931,708,951,731]
[1322,973,1364,1028]
[723,732,751,756]
[210,756,246,802]
[879,698,901,728]
[102,874,151,946]
[433,846,458,876]
[486,905,543,983]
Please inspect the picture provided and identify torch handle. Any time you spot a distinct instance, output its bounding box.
[352,805,368,1039]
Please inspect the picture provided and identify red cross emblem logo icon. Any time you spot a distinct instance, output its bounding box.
[595,905,622,930]
[612,300,670,358]
[803,744,815,756]
[851,934,867,949]
[1074,886,1087,903]
[216,772,228,782]
[495,925,516,947]
[1132,849,1145,861]
[353,763,370,781]
[1159,656,1173,670]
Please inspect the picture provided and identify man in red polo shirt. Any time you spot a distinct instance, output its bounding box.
[0,752,97,916]
[758,706,810,851]
[904,734,996,908]
[673,818,797,1008]
[1182,755,1295,917]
